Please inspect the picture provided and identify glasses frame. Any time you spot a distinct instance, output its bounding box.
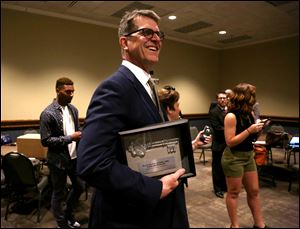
[164,86,176,91]
[125,28,165,40]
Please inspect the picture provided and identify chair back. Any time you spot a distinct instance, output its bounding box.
[190,126,199,140]
[2,152,37,191]
[266,125,290,148]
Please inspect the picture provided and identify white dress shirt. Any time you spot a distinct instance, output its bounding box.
[61,105,77,159]
[121,60,154,102]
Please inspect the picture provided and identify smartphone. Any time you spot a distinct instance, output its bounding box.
[260,118,271,126]
[200,135,206,142]
[199,125,212,142]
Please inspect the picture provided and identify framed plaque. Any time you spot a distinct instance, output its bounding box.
[119,119,196,179]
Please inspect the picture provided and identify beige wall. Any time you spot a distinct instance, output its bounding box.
[220,37,299,117]
[1,8,299,120]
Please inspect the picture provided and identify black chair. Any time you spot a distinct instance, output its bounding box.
[190,126,212,165]
[2,152,49,223]
[265,125,290,164]
[198,143,212,165]
[288,164,299,192]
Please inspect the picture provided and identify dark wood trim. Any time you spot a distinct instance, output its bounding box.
[1,118,86,130]
[182,114,299,123]
[1,115,298,130]
[1,120,40,129]
[260,115,299,125]
[182,113,209,119]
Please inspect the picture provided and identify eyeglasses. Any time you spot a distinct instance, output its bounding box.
[164,86,176,91]
[218,97,227,100]
[125,28,165,40]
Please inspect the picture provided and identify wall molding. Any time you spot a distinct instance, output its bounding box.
[1,115,298,130]
[1,118,86,130]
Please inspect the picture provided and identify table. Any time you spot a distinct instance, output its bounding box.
[16,134,47,160]
[286,136,299,168]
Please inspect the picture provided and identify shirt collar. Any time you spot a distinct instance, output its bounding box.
[122,60,151,86]
[218,104,226,110]
[52,99,69,111]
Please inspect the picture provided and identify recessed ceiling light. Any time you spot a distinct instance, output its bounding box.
[219,30,227,35]
[168,15,177,20]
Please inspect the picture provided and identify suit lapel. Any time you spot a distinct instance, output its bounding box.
[119,66,162,123]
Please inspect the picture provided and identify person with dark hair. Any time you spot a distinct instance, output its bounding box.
[158,86,180,120]
[209,91,228,198]
[40,77,84,228]
[158,85,210,150]
[77,9,188,228]
[222,83,267,228]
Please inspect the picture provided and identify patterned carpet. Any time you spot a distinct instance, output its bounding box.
[186,148,299,228]
[1,148,299,228]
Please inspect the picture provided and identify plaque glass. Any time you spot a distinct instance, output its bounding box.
[119,119,196,179]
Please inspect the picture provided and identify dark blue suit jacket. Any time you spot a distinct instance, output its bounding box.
[209,105,226,152]
[77,65,189,228]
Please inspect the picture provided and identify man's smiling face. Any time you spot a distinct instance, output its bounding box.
[121,15,163,72]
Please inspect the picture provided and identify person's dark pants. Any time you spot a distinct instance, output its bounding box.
[212,150,227,193]
[49,159,85,224]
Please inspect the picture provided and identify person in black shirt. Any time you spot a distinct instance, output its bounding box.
[222,83,267,228]
[209,91,228,198]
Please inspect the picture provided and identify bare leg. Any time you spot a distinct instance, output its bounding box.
[225,176,243,228]
[242,171,265,228]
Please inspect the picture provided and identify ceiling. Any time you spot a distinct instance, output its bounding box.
[1,1,299,49]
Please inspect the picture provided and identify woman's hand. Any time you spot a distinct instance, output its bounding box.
[247,122,264,134]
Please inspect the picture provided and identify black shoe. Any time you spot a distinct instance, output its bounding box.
[57,221,72,228]
[66,215,81,228]
[215,191,224,198]
[253,224,269,228]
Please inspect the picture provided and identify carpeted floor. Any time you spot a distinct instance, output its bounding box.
[1,148,298,228]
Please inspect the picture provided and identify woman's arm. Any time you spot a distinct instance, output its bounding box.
[224,113,264,148]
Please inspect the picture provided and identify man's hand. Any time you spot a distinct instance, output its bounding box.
[159,168,185,199]
[71,131,81,141]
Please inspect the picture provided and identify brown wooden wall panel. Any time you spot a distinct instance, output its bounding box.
[1,116,298,130]
[1,118,86,130]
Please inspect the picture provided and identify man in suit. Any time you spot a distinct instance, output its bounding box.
[209,91,228,198]
[77,9,188,228]
[40,77,85,228]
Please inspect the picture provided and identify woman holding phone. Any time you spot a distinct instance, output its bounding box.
[221,83,268,228]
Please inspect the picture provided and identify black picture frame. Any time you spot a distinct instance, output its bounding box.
[118,119,196,179]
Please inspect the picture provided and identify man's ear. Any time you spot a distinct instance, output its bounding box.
[119,37,129,51]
